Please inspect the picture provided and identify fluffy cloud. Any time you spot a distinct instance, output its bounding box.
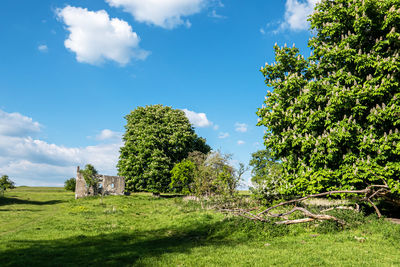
[105,0,207,29]
[0,110,41,137]
[281,0,320,31]
[237,140,245,145]
[235,122,248,133]
[218,132,229,139]
[182,109,212,128]
[57,6,149,65]
[96,129,122,141]
[0,109,121,186]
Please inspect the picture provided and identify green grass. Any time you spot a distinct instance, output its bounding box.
[1,187,400,266]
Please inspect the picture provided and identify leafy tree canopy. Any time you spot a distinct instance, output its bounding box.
[257,0,400,196]
[118,105,211,193]
[80,164,98,187]
[249,149,285,200]
[0,175,15,196]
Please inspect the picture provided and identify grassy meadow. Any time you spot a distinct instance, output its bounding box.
[1,187,400,266]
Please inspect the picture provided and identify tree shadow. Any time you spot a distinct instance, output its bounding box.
[0,222,235,266]
[159,194,184,199]
[0,197,64,206]
[379,200,400,218]
[0,209,40,212]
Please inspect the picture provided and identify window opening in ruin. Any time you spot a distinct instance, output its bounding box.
[111,183,115,189]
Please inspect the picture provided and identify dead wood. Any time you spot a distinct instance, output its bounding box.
[257,185,388,217]
[271,207,346,225]
[219,184,391,225]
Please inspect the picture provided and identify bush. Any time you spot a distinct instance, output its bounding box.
[170,159,196,194]
[64,178,76,192]
[0,175,15,196]
[185,151,242,197]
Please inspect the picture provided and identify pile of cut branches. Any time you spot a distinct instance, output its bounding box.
[219,184,392,225]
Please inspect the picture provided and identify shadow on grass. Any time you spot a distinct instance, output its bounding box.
[0,197,64,206]
[0,209,40,212]
[159,194,184,199]
[0,222,233,267]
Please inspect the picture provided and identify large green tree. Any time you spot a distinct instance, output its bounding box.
[118,105,210,192]
[257,0,400,196]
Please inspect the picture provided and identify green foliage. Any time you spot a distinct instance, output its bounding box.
[64,178,76,192]
[80,164,98,188]
[170,159,196,194]
[249,149,286,200]
[169,151,242,196]
[257,0,400,196]
[118,105,210,193]
[190,151,241,197]
[0,175,15,196]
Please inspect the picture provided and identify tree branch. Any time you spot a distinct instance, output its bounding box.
[257,185,388,217]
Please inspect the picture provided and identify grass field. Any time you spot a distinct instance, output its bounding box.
[1,187,400,266]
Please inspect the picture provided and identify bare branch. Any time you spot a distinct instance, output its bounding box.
[367,199,382,218]
[276,218,315,225]
[257,185,388,217]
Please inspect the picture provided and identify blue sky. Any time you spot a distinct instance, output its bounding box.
[0,0,316,186]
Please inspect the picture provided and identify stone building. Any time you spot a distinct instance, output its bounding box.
[75,166,125,199]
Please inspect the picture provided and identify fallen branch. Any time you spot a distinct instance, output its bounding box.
[218,184,391,225]
[270,207,346,225]
[367,198,382,218]
[276,218,315,225]
[257,185,389,217]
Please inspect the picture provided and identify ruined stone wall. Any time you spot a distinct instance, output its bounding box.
[99,175,125,196]
[75,166,125,199]
[75,166,87,199]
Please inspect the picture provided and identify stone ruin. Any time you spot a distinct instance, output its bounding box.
[75,166,125,199]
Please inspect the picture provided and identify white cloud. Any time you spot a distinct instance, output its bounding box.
[208,10,226,19]
[96,129,122,141]
[237,140,245,145]
[218,132,229,139]
[57,6,149,65]
[182,109,212,128]
[105,0,207,29]
[235,122,248,133]
[0,109,122,186]
[280,0,320,31]
[259,28,266,35]
[38,44,48,52]
[0,110,41,137]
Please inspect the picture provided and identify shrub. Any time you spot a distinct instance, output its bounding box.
[170,159,196,194]
[0,175,15,196]
[64,178,76,192]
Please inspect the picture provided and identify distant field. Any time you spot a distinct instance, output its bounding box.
[1,187,400,266]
